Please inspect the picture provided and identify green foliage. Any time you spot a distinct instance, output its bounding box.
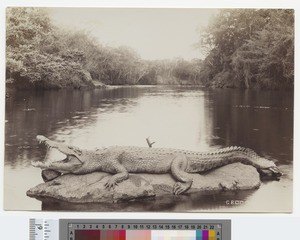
[139,59,202,85]
[98,46,146,85]
[5,7,205,89]
[6,8,93,89]
[199,9,294,89]
[173,59,202,83]
[6,8,52,48]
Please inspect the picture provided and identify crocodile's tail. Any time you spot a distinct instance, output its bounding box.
[187,146,280,176]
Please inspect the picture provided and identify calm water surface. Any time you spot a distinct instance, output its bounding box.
[4,86,293,212]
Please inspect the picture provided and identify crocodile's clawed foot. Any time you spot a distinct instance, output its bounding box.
[104,178,118,189]
[173,181,192,195]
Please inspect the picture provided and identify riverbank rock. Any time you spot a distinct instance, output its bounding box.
[27,163,260,203]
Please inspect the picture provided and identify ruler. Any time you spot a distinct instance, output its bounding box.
[29,219,231,240]
[29,219,59,240]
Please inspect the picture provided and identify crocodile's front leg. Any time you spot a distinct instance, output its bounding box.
[101,151,129,189]
[171,154,193,195]
[104,160,129,189]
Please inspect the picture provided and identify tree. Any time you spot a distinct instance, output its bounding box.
[198,9,294,89]
[6,8,53,85]
[6,8,94,88]
[6,7,206,89]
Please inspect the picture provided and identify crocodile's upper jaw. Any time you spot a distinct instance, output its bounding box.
[32,135,83,173]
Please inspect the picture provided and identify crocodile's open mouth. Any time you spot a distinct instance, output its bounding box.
[35,136,68,167]
[32,135,83,175]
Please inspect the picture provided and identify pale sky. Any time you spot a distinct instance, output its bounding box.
[47,8,219,60]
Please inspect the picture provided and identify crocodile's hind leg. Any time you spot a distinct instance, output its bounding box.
[171,155,193,195]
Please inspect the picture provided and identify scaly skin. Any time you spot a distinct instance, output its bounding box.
[32,135,282,195]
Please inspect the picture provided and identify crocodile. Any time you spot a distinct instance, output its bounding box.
[32,135,282,195]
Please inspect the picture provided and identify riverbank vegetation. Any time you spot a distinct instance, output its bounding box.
[198,9,294,89]
[6,8,294,90]
[6,8,202,89]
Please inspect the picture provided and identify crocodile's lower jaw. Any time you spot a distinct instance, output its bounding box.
[34,146,68,169]
[42,169,62,182]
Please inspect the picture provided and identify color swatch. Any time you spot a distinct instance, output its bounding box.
[196,230,217,240]
[126,230,151,240]
[75,230,100,240]
[74,229,216,240]
[151,230,196,239]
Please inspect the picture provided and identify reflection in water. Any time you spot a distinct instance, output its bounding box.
[207,89,293,165]
[4,86,293,211]
[5,88,141,167]
[40,190,256,212]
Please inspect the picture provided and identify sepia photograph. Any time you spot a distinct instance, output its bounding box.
[4,7,294,212]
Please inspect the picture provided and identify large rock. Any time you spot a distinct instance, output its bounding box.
[26,163,260,203]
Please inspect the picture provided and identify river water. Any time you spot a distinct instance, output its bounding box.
[4,86,293,212]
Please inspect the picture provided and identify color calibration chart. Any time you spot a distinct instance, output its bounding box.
[30,219,231,240]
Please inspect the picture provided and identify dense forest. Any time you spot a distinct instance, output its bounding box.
[6,8,294,90]
[198,9,294,89]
